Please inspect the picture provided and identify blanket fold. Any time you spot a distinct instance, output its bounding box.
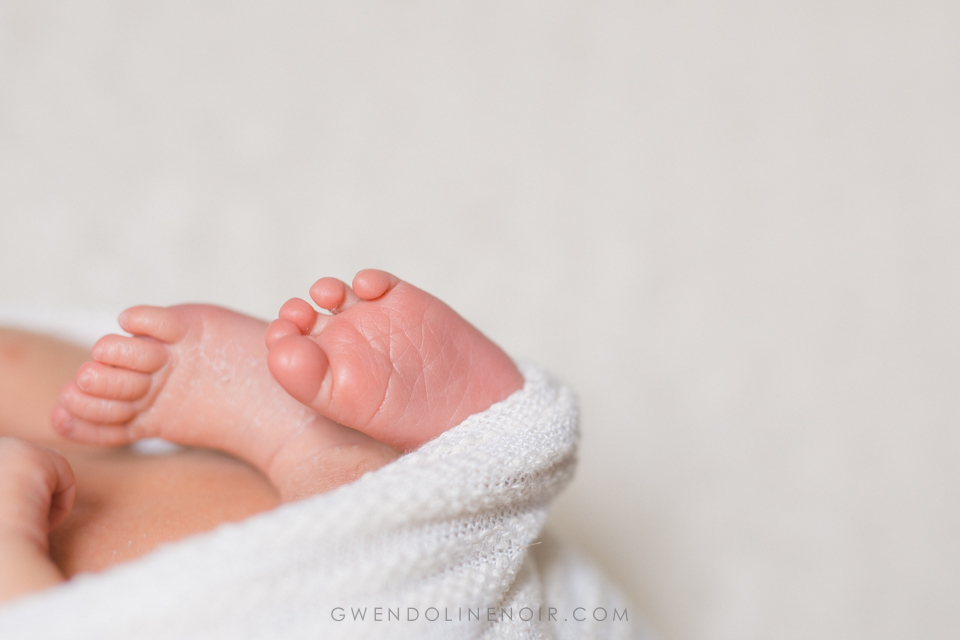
[0,358,641,639]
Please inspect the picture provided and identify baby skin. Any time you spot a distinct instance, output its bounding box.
[0,270,523,602]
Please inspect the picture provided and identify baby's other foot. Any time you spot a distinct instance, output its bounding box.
[53,305,398,501]
[266,270,524,452]
[0,438,74,602]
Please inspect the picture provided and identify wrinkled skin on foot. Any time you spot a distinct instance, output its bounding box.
[266,269,524,452]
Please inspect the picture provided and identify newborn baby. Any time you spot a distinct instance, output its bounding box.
[0,269,523,602]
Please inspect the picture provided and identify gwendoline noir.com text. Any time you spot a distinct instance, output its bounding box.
[331,606,628,624]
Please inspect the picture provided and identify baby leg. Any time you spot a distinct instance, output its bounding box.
[0,438,75,603]
[0,328,89,447]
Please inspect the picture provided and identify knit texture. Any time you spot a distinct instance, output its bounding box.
[0,362,642,639]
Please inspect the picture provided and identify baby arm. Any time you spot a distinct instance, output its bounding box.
[0,438,75,603]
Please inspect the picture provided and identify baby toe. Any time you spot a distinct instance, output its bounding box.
[91,335,169,373]
[277,298,319,333]
[309,278,359,312]
[58,382,138,425]
[75,361,152,401]
[352,269,400,300]
[51,408,135,446]
[265,318,301,349]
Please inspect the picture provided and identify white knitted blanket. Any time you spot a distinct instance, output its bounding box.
[0,345,643,639]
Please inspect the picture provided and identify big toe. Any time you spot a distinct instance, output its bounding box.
[267,335,329,405]
[309,277,361,313]
[277,298,319,333]
[118,306,187,343]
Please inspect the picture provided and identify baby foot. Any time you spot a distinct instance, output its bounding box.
[53,305,399,501]
[265,269,524,452]
[0,438,74,602]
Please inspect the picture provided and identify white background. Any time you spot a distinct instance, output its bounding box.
[1,2,958,638]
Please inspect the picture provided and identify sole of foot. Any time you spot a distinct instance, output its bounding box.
[53,304,399,501]
[265,269,524,452]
